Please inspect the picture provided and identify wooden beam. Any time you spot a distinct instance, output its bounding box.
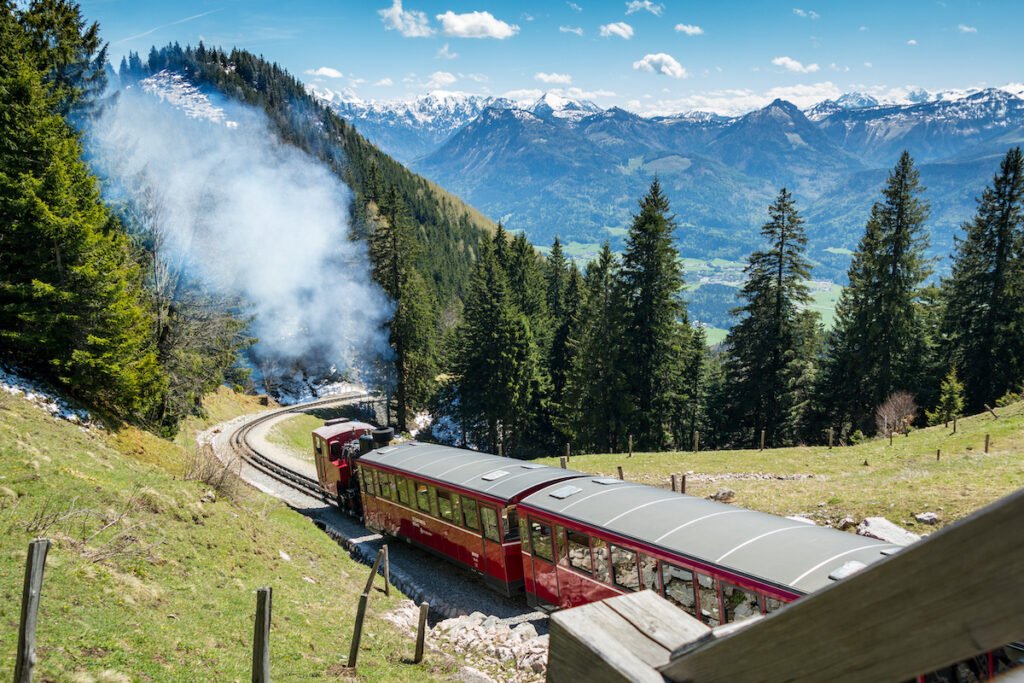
[15,538,50,683]
[659,486,1024,683]
[548,591,708,683]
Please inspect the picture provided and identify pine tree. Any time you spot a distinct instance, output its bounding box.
[0,5,162,417]
[454,243,537,454]
[371,186,436,432]
[617,179,691,449]
[940,147,1024,410]
[723,189,819,447]
[926,367,965,426]
[821,152,932,432]
[550,261,582,440]
[565,244,629,452]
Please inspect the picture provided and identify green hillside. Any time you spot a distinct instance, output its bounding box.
[535,401,1024,531]
[0,390,448,681]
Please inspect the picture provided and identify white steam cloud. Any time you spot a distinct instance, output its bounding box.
[88,75,391,392]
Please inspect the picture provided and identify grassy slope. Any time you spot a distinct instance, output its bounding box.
[535,402,1024,532]
[265,406,363,465]
[0,390,450,682]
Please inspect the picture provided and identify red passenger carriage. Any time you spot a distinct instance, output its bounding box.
[357,442,585,596]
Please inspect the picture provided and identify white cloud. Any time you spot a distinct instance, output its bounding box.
[626,1,663,16]
[305,67,343,79]
[503,87,544,103]
[374,77,394,86]
[436,43,458,59]
[378,0,434,37]
[567,2,582,11]
[864,61,873,68]
[535,72,573,84]
[635,81,842,116]
[828,62,849,72]
[460,72,489,83]
[436,10,519,39]
[502,86,614,105]
[907,39,918,45]
[559,25,584,36]
[674,23,703,36]
[426,71,457,88]
[632,53,687,79]
[600,22,633,39]
[957,24,977,33]
[772,56,820,73]
[792,7,820,19]
[859,25,868,31]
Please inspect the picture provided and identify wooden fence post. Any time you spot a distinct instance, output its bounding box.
[827,428,833,449]
[252,587,272,683]
[889,431,894,446]
[681,474,686,494]
[565,443,571,461]
[414,602,429,664]
[497,443,503,458]
[671,474,677,492]
[759,430,765,451]
[560,456,566,469]
[693,431,699,452]
[349,547,387,669]
[617,466,624,481]
[985,434,990,454]
[953,417,957,434]
[984,404,999,419]
[383,545,390,597]
[15,538,50,683]
[936,449,941,461]
[628,434,633,458]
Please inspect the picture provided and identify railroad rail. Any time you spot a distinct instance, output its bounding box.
[227,391,381,502]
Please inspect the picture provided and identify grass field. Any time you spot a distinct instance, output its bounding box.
[534,402,1024,532]
[0,390,450,682]
[265,406,361,464]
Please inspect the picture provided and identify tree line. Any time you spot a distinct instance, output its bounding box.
[384,148,1024,455]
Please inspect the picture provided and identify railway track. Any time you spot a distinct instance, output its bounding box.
[227,391,379,502]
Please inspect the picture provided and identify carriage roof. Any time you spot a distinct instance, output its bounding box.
[359,442,587,502]
[520,477,900,594]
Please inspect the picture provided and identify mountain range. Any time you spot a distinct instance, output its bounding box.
[319,85,1024,281]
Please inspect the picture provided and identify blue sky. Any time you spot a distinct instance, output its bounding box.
[81,0,1022,114]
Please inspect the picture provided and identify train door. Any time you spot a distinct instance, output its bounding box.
[479,505,505,586]
[312,436,326,486]
[459,495,486,573]
[526,517,559,607]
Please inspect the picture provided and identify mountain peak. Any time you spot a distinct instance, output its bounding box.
[529,91,602,121]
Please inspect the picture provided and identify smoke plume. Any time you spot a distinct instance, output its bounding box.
[87,74,391,396]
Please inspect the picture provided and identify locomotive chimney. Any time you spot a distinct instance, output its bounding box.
[358,434,375,455]
[372,427,394,447]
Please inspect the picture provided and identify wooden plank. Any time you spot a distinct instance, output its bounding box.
[603,591,709,652]
[414,602,429,664]
[548,600,669,683]
[15,538,50,683]
[660,486,1024,683]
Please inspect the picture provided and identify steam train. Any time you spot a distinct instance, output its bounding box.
[311,422,1022,681]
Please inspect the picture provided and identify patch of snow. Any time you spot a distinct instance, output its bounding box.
[0,366,93,426]
[139,70,238,127]
[856,517,920,546]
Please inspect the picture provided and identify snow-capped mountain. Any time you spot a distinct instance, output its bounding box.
[527,92,602,122]
[314,89,514,162]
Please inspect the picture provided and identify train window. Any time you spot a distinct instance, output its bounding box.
[722,582,761,623]
[436,489,454,522]
[329,442,342,461]
[764,596,784,614]
[554,526,568,565]
[611,545,640,591]
[357,467,367,493]
[480,506,500,542]
[406,478,417,506]
[639,554,660,592]
[662,563,697,616]
[452,495,462,525]
[504,507,519,541]
[565,529,592,574]
[364,468,377,497]
[395,475,410,506]
[428,487,439,517]
[460,496,479,531]
[519,518,529,550]
[697,573,721,626]
[593,538,610,583]
[378,472,392,500]
[530,520,554,562]
[415,482,431,513]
